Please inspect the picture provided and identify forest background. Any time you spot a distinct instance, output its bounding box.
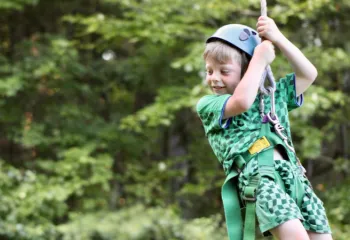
[0,0,349,239]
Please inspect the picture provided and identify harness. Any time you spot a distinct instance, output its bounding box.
[222,104,307,240]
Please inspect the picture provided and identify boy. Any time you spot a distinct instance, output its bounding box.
[196,16,332,240]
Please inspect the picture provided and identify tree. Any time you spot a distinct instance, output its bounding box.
[0,0,349,239]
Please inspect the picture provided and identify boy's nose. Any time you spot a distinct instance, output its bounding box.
[210,72,220,82]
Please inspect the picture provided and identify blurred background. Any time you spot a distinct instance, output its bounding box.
[0,0,349,239]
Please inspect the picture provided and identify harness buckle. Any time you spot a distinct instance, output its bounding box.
[242,195,256,202]
[235,166,242,174]
[242,185,257,202]
[233,155,246,174]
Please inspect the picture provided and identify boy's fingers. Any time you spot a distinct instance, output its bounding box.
[257,26,265,32]
[256,20,268,28]
[258,31,269,39]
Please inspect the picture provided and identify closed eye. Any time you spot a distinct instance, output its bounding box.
[206,69,213,75]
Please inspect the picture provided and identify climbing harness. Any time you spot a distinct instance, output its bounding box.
[222,114,307,240]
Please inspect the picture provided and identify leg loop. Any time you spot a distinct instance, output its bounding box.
[258,166,275,180]
[242,147,274,240]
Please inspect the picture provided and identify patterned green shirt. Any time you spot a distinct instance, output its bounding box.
[196,73,303,174]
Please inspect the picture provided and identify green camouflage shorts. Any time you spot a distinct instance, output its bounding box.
[238,159,332,236]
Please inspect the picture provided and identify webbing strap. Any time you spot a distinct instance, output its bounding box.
[244,201,256,240]
[257,124,275,180]
[243,176,259,240]
[242,123,275,240]
[222,164,243,240]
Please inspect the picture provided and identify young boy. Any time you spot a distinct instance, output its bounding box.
[196,16,332,240]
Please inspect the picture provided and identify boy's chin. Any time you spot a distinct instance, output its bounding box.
[212,88,227,95]
[212,89,232,95]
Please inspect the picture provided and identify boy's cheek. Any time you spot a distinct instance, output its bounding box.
[204,78,210,86]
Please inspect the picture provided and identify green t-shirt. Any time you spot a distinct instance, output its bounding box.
[196,73,303,174]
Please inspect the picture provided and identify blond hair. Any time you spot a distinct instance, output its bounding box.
[203,41,249,77]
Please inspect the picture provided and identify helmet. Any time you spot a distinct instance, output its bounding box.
[206,24,261,57]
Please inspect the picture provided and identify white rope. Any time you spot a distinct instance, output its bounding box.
[259,0,275,95]
[259,0,276,118]
[261,0,267,17]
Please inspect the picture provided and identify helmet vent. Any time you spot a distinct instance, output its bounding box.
[239,28,251,41]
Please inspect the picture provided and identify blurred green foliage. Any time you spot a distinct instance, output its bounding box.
[58,205,228,240]
[0,0,349,239]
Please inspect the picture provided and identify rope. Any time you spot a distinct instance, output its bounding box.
[259,0,276,117]
[260,0,267,16]
[259,0,275,95]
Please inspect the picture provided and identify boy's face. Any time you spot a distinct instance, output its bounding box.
[205,58,241,95]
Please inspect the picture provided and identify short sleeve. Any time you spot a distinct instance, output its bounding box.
[276,73,303,112]
[196,94,231,135]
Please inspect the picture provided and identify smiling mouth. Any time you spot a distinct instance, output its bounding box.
[212,86,225,90]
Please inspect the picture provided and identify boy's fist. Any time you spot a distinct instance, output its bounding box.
[254,40,275,66]
[256,16,283,44]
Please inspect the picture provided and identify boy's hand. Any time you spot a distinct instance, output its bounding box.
[256,16,283,44]
[253,40,275,66]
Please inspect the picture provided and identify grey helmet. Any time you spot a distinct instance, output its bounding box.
[206,24,261,57]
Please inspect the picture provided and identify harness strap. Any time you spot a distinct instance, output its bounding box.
[242,122,275,240]
[222,156,244,240]
[243,175,259,240]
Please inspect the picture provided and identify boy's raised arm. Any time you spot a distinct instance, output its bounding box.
[224,40,275,118]
[256,16,318,96]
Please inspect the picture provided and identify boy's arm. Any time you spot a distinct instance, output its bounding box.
[257,16,317,96]
[224,40,275,118]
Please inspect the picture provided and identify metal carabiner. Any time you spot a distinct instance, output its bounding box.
[266,111,279,125]
[275,124,288,141]
[266,112,295,153]
[283,139,295,153]
[259,93,265,118]
[270,88,276,118]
